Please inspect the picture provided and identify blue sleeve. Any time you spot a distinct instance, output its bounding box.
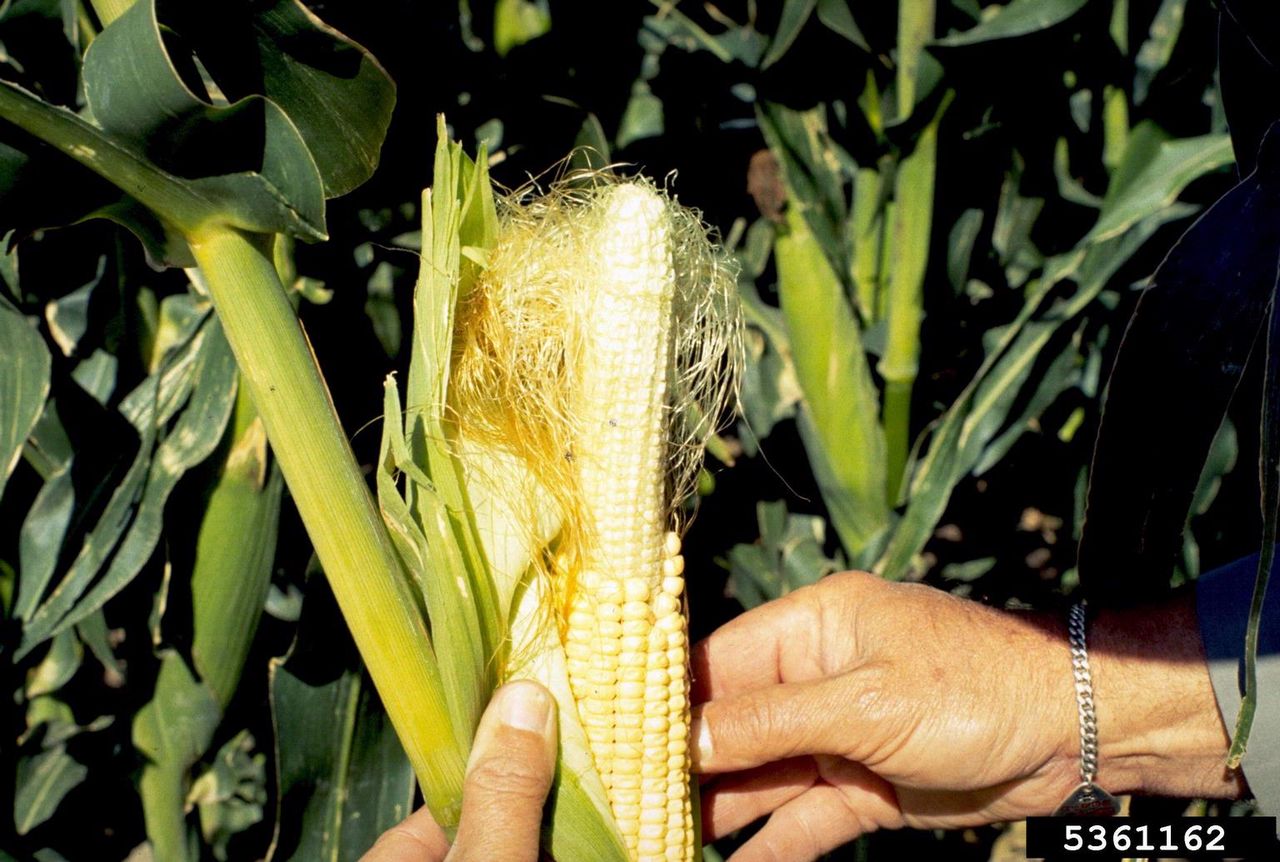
[1195,554,1280,814]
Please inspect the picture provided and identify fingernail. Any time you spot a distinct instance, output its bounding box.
[497,680,553,734]
[467,683,555,776]
[692,709,712,769]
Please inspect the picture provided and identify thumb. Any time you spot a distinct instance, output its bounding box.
[448,681,558,862]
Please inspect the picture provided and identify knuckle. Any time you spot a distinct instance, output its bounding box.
[721,693,798,760]
[465,749,550,802]
[364,825,436,862]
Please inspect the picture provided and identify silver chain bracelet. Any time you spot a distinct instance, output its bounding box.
[1053,600,1120,817]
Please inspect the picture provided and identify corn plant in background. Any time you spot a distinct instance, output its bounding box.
[0,1,1274,861]
[604,1,1237,616]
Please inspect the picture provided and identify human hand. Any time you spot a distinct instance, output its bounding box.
[692,571,1243,861]
[361,680,557,862]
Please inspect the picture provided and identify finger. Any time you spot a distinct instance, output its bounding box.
[360,805,451,862]
[728,769,901,862]
[700,757,818,840]
[726,787,864,862]
[693,669,902,774]
[448,681,557,862]
[690,585,820,703]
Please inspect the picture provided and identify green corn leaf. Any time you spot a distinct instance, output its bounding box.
[20,313,238,653]
[728,501,845,608]
[126,0,397,199]
[0,0,341,246]
[13,303,206,627]
[934,0,1090,47]
[761,0,816,70]
[268,614,415,862]
[946,208,985,295]
[494,0,551,57]
[875,118,1237,579]
[877,215,1176,579]
[616,81,665,150]
[269,668,413,862]
[815,0,869,51]
[24,629,81,698]
[1087,126,1233,242]
[233,1,395,198]
[14,744,88,835]
[0,295,50,503]
[81,0,325,232]
[973,336,1083,475]
[188,730,267,862]
[133,650,223,861]
[776,207,889,560]
[736,280,802,449]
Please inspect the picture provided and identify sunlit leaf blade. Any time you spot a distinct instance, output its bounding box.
[934,0,1090,47]
[0,76,324,242]
[163,0,396,198]
[775,207,889,561]
[1086,127,1233,243]
[14,744,88,835]
[1079,129,1280,604]
[0,0,391,252]
[0,0,335,243]
[493,0,552,56]
[0,295,50,502]
[81,0,325,234]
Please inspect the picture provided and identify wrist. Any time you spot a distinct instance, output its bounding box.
[1083,592,1247,800]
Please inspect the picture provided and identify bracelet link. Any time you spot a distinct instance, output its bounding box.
[1054,600,1120,817]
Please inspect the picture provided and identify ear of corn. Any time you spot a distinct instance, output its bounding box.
[378,119,741,861]
[559,185,694,861]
